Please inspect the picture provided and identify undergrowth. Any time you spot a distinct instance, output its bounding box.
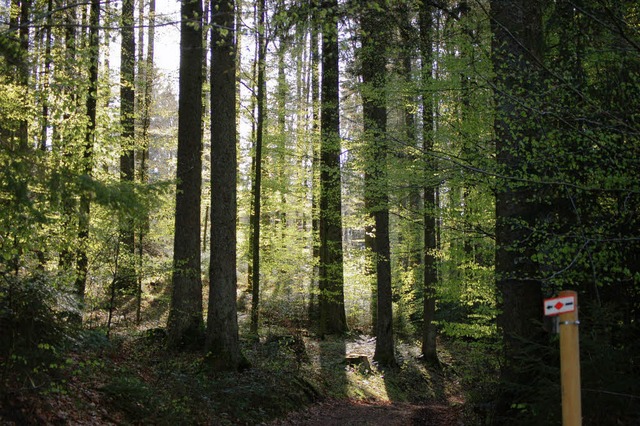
[1,274,462,425]
[2,324,462,425]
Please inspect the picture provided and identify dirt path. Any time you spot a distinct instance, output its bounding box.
[268,399,461,426]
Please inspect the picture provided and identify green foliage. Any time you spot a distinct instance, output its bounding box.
[0,79,33,128]
[0,272,78,396]
[343,243,374,332]
[0,273,75,354]
[78,175,170,222]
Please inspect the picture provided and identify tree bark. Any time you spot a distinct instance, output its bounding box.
[206,0,246,370]
[118,0,136,289]
[419,0,439,364]
[167,0,204,349]
[360,0,395,366]
[249,0,266,335]
[58,0,78,271]
[318,0,347,336]
[308,0,321,323]
[490,0,545,409]
[135,0,156,325]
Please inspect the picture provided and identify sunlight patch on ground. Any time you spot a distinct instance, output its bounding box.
[345,368,390,401]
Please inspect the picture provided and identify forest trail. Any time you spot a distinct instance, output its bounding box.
[264,333,465,425]
[268,399,461,425]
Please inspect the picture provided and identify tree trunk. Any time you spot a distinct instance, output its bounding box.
[397,1,422,274]
[490,0,545,410]
[360,0,395,366]
[318,0,347,336]
[135,0,156,326]
[75,0,100,310]
[276,31,288,231]
[167,0,204,349]
[58,0,78,271]
[308,0,321,323]
[419,0,439,364]
[118,0,136,289]
[206,0,246,371]
[249,0,266,335]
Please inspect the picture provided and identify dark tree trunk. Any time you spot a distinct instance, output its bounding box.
[249,0,266,335]
[419,0,438,364]
[360,1,395,366]
[318,0,347,336]
[58,0,78,271]
[206,0,246,371]
[490,0,545,410]
[136,0,155,325]
[167,0,204,349]
[397,1,422,273]
[458,0,475,268]
[118,0,136,288]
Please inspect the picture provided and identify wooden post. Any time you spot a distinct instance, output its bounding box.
[559,290,582,426]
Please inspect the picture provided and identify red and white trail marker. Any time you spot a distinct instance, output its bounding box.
[543,295,576,316]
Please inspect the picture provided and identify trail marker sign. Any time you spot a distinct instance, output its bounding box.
[544,295,576,316]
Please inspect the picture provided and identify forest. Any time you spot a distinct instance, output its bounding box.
[1,0,639,424]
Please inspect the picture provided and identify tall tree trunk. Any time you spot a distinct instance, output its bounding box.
[308,0,321,323]
[206,0,246,370]
[245,0,258,300]
[249,0,266,335]
[458,0,475,276]
[397,1,421,273]
[318,0,347,336]
[490,0,545,410]
[58,0,78,270]
[136,0,155,324]
[167,0,204,349]
[118,0,136,288]
[75,0,100,310]
[419,0,439,364]
[361,0,395,366]
[276,31,288,231]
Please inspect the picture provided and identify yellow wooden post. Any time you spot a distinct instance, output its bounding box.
[559,290,582,426]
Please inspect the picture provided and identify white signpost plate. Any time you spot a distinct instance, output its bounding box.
[543,295,576,316]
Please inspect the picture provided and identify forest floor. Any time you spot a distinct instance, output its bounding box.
[1,289,486,425]
[1,328,471,425]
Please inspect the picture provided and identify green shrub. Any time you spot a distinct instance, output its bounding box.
[0,273,77,380]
